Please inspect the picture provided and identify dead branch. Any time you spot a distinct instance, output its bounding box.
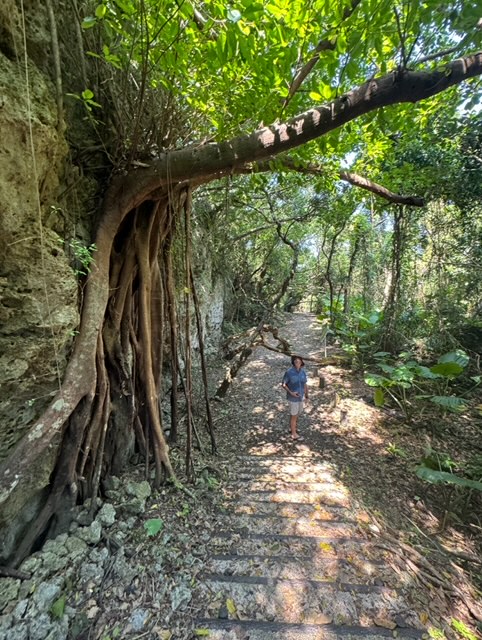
[372,526,482,622]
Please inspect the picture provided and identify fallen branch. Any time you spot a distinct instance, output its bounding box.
[372,524,482,622]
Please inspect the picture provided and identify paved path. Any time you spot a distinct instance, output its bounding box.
[193,313,424,639]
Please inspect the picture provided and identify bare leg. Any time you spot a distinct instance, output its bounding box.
[290,414,298,438]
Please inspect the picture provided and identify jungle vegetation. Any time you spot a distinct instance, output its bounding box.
[2,0,481,562]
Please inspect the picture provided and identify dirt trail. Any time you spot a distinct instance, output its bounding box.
[191,313,428,639]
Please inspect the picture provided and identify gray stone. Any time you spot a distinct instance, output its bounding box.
[13,599,29,621]
[28,614,52,640]
[0,612,13,629]
[41,550,70,573]
[69,521,79,534]
[125,480,151,501]
[18,579,35,600]
[111,553,137,583]
[96,503,116,527]
[121,498,146,515]
[79,563,103,584]
[42,534,68,555]
[104,489,122,502]
[89,547,109,565]
[1,621,28,640]
[32,580,62,612]
[29,613,68,640]
[85,497,103,509]
[0,578,20,612]
[76,521,102,545]
[170,584,192,611]
[76,510,93,526]
[65,535,88,559]
[19,555,43,574]
[129,608,150,631]
[104,476,121,491]
[111,531,127,546]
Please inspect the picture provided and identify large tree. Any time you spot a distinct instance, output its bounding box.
[1,0,481,561]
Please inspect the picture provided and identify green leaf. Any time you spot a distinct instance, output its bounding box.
[438,350,469,368]
[429,396,466,412]
[415,365,440,380]
[81,16,97,29]
[194,630,210,637]
[226,597,237,616]
[378,363,395,374]
[430,362,463,377]
[82,89,95,100]
[364,374,388,387]
[374,387,385,407]
[50,594,66,619]
[451,619,478,640]
[144,518,164,536]
[95,4,107,19]
[416,466,482,491]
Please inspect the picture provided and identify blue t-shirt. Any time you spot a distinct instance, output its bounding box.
[282,366,307,402]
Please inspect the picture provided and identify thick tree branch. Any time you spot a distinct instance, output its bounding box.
[238,158,425,206]
[340,171,424,205]
[113,52,482,209]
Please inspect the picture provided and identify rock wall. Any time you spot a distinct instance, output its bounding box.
[0,1,80,560]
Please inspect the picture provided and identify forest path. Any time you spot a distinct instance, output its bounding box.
[192,313,426,639]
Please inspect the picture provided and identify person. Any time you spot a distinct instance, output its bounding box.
[281,355,309,441]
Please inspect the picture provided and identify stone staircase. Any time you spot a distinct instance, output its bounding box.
[194,454,424,640]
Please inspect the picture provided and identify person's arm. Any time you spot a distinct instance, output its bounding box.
[282,382,299,398]
[304,382,309,400]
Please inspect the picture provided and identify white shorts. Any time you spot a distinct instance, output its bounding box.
[289,401,304,416]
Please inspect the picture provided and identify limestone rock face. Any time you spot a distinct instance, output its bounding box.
[0,1,78,560]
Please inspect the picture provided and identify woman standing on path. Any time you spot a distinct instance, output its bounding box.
[281,355,309,441]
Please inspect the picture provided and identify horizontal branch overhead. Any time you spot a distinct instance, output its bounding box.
[111,52,482,212]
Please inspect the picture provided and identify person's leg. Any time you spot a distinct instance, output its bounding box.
[289,402,303,439]
[290,413,298,437]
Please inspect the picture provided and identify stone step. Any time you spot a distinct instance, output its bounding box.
[234,459,337,476]
[231,500,351,520]
[236,455,325,464]
[218,513,356,538]
[212,531,372,557]
[236,470,340,483]
[228,459,326,473]
[193,619,423,640]
[228,480,349,493]
[206,554,391,586]
[199,574,416,627]
[226,487,351,506]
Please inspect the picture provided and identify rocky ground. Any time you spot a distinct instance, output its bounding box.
[0,313,480,640]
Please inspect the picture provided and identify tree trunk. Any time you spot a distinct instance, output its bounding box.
[382,207,405,351]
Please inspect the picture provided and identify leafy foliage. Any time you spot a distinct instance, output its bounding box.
[416,466,482,492]
[144,518,164,537]
[364,350,470,419]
